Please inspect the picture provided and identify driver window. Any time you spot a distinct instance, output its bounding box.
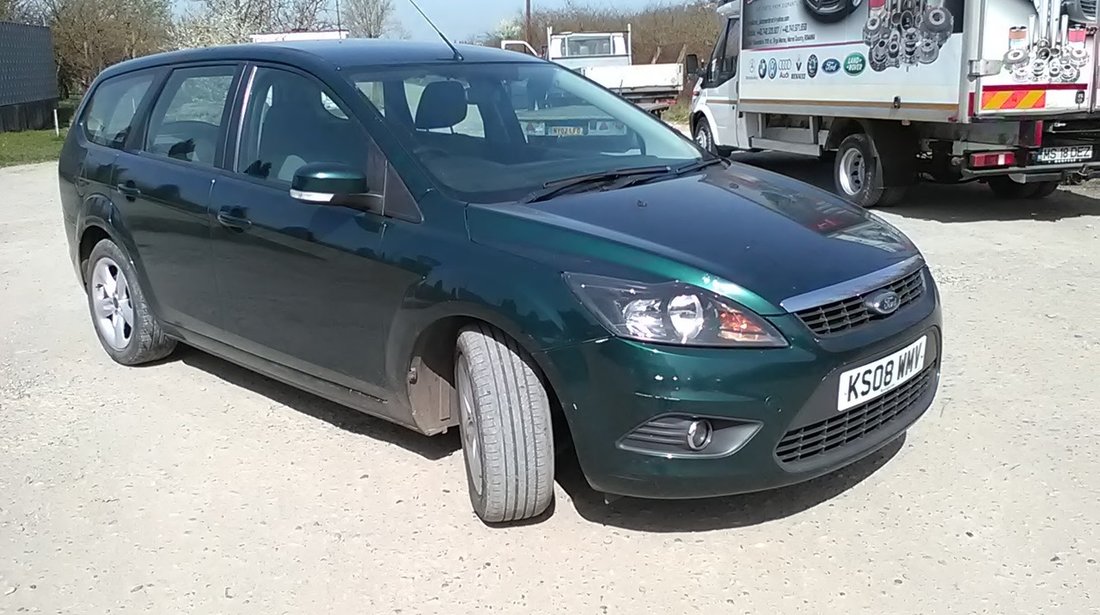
[709,19,740,85]
[143,66,236,166]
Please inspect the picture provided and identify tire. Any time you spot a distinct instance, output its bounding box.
[86,239,176,365]
[834,133,907,208]
[1030,180,1061,199]
[694,119,717,155]
[987,176,1041,199]
[455,324,554,523]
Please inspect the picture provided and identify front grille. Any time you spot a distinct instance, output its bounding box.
[795,268,925,336]
[775,364,936,464]
[1083,0,1097,20]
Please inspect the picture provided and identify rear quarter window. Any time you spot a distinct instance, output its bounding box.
[81,72,157,149]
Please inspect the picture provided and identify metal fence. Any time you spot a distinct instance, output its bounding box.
[0,21,58,131]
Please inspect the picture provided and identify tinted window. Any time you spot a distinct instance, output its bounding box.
[236,67,376,186]
[565,35,613,57]
[82,72,156,148]
[350,63,700,202]
[144,66,236,166]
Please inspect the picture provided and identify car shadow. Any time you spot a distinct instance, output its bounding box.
[555,435,905,533]
[735,152,1100,223]
[177,346,461,461]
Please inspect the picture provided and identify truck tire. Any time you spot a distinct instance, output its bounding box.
[987,176,1058,199]
[694,120,717,155]
[86,239,176,365]
[455,324,554,523]
[834,133,907,208]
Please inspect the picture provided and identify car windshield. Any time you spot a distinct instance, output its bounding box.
[347,61,703,203]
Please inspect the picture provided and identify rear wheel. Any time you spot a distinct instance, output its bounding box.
[987,176,1060,199]
[1030,180,1061,199]
[86,239,176,365]
[834,133,907,208]
[455,324,554,523]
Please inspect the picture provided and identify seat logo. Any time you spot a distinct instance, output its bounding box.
[865,290,901,316]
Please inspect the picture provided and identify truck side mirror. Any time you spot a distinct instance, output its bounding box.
[685,54,700,79]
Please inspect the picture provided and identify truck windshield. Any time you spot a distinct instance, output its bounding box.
[348,62,702,203]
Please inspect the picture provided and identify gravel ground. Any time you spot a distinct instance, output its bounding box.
[1,160,1098,614]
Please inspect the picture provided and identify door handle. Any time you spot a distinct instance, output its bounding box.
[116,182,141,199]
[217,209,252,231]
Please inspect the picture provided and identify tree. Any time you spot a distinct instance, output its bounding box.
[342,0,405,39]
[38,0,173,95]
[173,0,333,48]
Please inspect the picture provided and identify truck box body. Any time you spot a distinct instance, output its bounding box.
[735,0,1098,122]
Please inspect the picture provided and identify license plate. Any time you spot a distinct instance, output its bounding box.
[1035,145,1093,164]
[550,125,585,137]
[837,336,928,412]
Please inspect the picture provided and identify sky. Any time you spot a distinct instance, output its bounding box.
[393,0,654,42]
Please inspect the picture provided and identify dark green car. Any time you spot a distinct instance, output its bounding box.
[59,40,941,523]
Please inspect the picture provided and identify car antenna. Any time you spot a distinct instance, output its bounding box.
[407,0,464,61]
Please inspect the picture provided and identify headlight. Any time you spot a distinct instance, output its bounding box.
[565,273,787,348]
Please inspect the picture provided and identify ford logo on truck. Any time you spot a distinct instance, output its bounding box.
[822,58,841,74]
[844,53,866,76]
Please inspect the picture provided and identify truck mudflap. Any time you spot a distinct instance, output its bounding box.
[973,0,1099,117]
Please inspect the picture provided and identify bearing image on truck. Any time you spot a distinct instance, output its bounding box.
[691,0,1100,207]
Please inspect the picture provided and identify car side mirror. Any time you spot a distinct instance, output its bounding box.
[685,54,700,79]
[290,163,369,206]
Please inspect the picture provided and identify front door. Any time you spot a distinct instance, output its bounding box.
[702,17,742,147]
[209,65,412,399]
[113,64,241,336]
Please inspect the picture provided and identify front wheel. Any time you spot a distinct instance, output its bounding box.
[455,325,554,523]
[694,120,716,155]
[834,133,907,208]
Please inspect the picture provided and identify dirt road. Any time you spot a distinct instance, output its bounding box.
[2,161,1098,614]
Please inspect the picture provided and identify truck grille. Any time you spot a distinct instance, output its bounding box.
[775,364,935,464]
[795,269,925,336]
[1083,0,1097,20]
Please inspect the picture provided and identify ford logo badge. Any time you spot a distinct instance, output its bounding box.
[822,58,841,74]
[866,290,901,316]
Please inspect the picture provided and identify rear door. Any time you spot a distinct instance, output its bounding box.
[975,0,1097,116]
[114,63,242,336]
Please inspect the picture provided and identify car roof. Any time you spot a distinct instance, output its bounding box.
[100,39,540,80]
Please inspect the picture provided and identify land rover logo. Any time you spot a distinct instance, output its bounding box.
[865,290,901,316]
[844,53,866,76]
[822,58,841,74]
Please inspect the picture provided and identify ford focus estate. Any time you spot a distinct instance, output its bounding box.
[59,40,942,523]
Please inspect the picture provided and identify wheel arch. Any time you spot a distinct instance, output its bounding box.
[691,106,720,145]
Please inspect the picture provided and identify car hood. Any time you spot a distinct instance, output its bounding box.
[466,164,920,313]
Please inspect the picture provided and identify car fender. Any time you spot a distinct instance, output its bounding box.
[691,102,722,144]
[75,193,160,312]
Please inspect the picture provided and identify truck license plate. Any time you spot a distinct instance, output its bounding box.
[550,126,585,137]
[1036,146,1093,164]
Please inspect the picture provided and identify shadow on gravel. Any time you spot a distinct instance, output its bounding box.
[557,435,904,533]
[178,347,461,461]
[736,153,1100,223]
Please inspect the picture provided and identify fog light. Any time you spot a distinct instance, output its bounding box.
[686,419,713,451]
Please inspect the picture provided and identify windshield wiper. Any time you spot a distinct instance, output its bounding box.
[674,157,727,175]
[521,166,672,203]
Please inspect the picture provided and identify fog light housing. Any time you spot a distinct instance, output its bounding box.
[686,419,713,451]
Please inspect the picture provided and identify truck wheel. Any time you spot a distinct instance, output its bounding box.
[694,121,717,154]
[86,239,176,365]
[455,324,554,523]
[834,133,906,208]
[987,176,1050,199]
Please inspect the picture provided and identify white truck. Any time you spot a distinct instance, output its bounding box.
[503,26,685,115]
[689,0,1100,207]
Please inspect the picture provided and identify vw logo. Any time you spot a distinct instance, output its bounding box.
[865,290,901,316]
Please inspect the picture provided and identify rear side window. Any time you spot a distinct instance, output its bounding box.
[82,72,156,148]
[144,66,237,167]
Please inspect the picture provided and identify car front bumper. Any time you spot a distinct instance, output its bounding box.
[539,280,942,499]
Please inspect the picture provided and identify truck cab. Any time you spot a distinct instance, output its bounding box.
[692,0,745,154]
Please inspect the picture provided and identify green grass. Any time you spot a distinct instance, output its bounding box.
[0,129,68,167]
[662,101,691,126]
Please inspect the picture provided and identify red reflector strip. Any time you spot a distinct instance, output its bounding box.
[970,152,1017,168]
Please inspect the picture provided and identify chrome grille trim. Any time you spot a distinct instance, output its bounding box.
[779,255,925,314]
